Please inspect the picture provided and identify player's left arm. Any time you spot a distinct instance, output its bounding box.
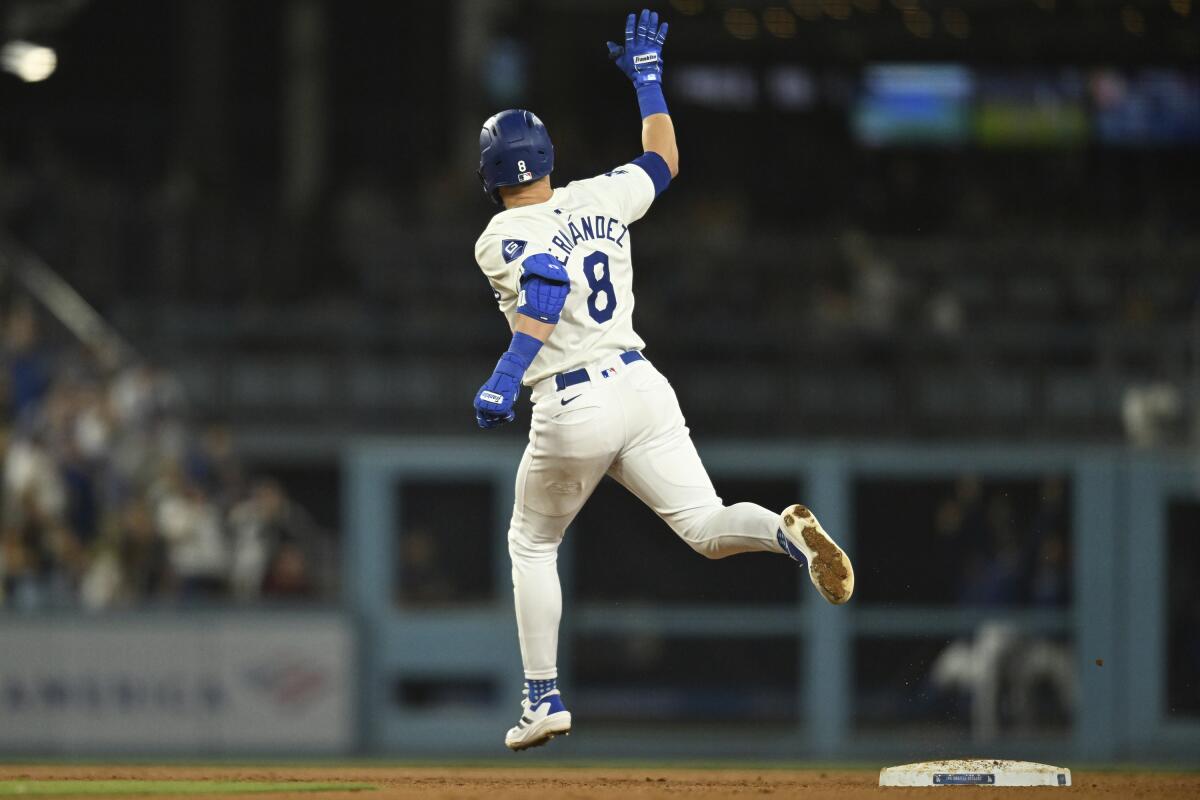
[607,9,676,205]
[641,105,677,179]
[622,8,677,177]
[473,253,569,429]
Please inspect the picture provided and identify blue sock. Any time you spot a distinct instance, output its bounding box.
[526,677,557,705]
[777,528,808,566]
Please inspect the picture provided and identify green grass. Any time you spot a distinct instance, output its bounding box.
[0,781,374,796]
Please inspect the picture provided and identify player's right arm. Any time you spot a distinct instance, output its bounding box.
[472,247,570,429]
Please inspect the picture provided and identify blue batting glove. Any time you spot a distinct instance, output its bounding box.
[474,353,522,428]
[473,331,543,429]
[607,9,668,88]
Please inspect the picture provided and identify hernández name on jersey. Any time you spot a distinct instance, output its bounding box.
[549,213,629,261]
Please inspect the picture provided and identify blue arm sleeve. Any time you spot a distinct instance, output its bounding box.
[505,331,543,373]
[631,151,671,197]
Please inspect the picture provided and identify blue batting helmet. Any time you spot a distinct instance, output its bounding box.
[477,109,554,206]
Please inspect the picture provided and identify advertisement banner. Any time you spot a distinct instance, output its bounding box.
[0,614,354,753]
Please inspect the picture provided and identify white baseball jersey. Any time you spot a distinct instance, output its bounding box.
[474,162,658,385]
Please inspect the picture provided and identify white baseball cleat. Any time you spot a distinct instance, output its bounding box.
[777,503,855,604]
[504,688,572,751]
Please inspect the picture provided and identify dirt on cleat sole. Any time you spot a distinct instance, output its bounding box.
[784,504,854,604]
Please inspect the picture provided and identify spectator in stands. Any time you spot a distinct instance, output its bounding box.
[228,478,323,601]
[185,423,243,508]
[154,465,229,601]
[260,541,316,598]
[2,423,79,609]
[109,362,186,433]
[1,482,80,609]
[72,376,115,463]
[117,498,169,599]
[81,496,170,610]
[3,301,51,418]
[959,496,1026,607]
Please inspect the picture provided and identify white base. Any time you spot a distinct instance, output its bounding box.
[879,759,1072,787]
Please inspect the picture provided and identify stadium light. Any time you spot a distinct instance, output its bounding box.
[1,40,58,83]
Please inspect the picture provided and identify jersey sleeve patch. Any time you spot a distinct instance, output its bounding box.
[501,239,527,263]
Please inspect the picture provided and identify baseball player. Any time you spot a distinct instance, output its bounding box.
[472,9,855,751]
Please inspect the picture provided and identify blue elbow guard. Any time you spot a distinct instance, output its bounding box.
[517,253,570,324]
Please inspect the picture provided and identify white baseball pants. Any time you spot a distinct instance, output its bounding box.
[510,354,784,679]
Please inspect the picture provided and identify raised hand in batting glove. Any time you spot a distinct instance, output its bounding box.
[607,9,668,88]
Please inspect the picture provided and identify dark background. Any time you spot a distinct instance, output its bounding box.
[2,0,1197,442]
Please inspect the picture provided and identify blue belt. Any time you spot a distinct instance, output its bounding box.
[554,351,644,391]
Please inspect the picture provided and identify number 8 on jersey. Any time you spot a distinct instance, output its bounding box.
[582,251,616,324]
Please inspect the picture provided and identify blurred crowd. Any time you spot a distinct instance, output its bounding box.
[935,475,1071,607]
[0,299,333,610]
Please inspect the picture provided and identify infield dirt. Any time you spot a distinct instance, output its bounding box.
[1,765,1197,799]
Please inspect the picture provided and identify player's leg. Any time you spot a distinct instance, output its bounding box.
[607,386,780,559]
[505,390,622,750]
[505,445,598,751]
[609,362,854,603]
